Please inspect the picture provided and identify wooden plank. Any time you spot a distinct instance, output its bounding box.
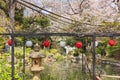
[101,75,120,78]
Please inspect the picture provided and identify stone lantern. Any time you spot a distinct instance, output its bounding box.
[29,44,45,80]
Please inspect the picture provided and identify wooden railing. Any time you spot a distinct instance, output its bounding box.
[101,75,120,79]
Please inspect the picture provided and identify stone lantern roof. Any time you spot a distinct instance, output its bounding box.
[29,52,45,58]
[29,44,45,58]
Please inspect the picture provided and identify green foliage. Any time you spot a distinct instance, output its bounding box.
[65,37,76,46]
[42,48,65,61]
[15,37,24,46]
[101,21,120,32]
[36,16,50,29]
[0,27,6,32]
[14,47,32,59]
[14,47,23,58]
[50,49,58,55]
[22,17,33,31]
[0,36,6,49]
[102,21,120,27]
[106,46,119,57]
[96,38,120,57]
[41,63,89,80]
[0,48,33,80]
[96,40,108,56]
[54,53,65,61]
[21,16,50,32]
[73,48,81,56]
[25,47,32,56]
[15,7,24,24]
[0,54,22,80]
[0,0,8,16]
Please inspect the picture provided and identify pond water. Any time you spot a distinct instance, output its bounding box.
[101,64,120,75]
[23,59,120,80]
[97,63,120,80]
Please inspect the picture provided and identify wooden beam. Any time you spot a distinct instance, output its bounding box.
[101,75,120,78]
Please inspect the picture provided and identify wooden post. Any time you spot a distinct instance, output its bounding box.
[92,33,96,80]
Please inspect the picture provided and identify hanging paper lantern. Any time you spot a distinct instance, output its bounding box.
[95,41,99,47]
[26,40,33,47]
[7,39,12,46]
[60,41,66,47]
[43,40,50,47]
[108,39,115,46]
[75,41,82,48]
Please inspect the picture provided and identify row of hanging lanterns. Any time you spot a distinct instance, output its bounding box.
[7,39,115,47]
[60,41,83,48]
[26,40,51,47]
[7,39,51,47]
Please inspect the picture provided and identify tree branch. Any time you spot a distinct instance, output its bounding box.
[67,0,79,14]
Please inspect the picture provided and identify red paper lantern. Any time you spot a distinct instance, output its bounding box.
[108,39,115,46]
[7,39,12,46]
[75,41,82,48]
[43,40,50,47]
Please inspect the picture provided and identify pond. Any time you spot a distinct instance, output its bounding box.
[102,64,120,75]
[39,60,120,80]
[100,63,120,80]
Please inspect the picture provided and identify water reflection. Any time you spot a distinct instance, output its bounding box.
[101,64,120,75]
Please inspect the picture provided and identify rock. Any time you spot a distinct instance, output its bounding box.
[113,49,120,60]
[64,46,75,55]
[44,54,56,64]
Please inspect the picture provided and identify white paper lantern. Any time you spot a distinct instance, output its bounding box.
[60,41,66,47]
[26,41,33,47]
[95,41,98,47]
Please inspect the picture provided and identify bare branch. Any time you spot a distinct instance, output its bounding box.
[67,0,79,14]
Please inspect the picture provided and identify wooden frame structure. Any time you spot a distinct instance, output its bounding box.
[7,0,120,80]
[1,32,120,80]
